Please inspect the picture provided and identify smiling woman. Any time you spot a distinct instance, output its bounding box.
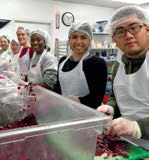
[54,22,107,109]
[30,33,45,54]
[27,30,58,90]
[0,35,11,54]
[0,35,11,67]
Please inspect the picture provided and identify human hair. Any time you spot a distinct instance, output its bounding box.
[17,26,30,36]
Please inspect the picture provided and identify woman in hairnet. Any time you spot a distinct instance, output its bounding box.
[0,35,11,66]
[8,39,21,72]
[55,22,107,109]
[27,30,58,90]
[0,35,11,55]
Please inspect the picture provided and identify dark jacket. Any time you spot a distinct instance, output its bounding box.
[54,55,107,109]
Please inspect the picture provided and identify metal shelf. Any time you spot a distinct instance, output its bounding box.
[92,32,109,35]
[105,59,117,62]
[55,40,68,61]
[91,48,117,51]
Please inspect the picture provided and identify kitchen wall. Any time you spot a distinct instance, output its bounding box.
[140,3,149,10]
[1,0,149,54]
[0,0,115,53]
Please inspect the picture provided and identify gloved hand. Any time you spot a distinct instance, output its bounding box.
[96,104,114,115]
[106,117,141,139]
[20,72,28,81]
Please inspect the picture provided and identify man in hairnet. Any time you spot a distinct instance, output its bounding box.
[54,22,107,109]
[28,30,57,90]
[97,5,149,149]
[16,27,34,80]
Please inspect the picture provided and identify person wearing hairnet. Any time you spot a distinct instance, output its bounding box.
[28,30,57,90]
[0,35,11,55]
[0,35,11,66]
[8,39,21,72]
[97,5,149,149]
[54,22,107,109]
[16,27,34,80]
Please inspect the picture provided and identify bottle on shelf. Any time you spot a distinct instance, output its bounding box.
[103,40,108,48]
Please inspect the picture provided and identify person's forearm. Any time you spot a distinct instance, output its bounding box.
[21,71,28,81]
[106,92,121,118]
[37,83,52,90]
[21,71,28,77]
[43,70,57,91]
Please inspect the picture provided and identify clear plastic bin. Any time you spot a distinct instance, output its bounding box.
[0,85,110,160]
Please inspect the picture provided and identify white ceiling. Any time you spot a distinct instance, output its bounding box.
[52,0,149,8]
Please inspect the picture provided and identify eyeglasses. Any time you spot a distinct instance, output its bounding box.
[113,24,146,38]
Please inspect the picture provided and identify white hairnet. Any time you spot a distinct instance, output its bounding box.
[68,21,92,51]
[30,30,51,49]
[69,21,93,40]
[104,5,149,35]
[17,26,30,36]
[11,39,20,46]
[0,35,10,43]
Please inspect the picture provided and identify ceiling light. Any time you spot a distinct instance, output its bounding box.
[112,0,148,4]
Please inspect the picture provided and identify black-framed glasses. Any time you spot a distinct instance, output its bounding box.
[113,24,146,38]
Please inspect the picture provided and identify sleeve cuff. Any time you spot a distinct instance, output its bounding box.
[134,121,142,139]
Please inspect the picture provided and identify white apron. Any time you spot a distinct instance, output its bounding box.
[59,52,90,98]
[0,52,10,66]
[18,47,30,72]
[113,50,149,149]
[28,50,47,84]
[9,53,20,73]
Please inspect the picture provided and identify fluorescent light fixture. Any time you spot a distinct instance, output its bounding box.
[112,0,148,4]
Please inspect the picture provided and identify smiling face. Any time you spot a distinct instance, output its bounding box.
[0,37,9,51]
[11,41,20,54]
[69,31,90,55]
[112,20,149,58]
[30,33,45,54]
[16,28,28,46]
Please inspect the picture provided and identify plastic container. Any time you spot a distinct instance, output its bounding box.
[96,20,108,32]
[0,74,17,87]
[0,85,110,160]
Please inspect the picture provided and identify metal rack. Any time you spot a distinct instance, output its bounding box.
[55,39,69,61]
[91,32,118,96]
